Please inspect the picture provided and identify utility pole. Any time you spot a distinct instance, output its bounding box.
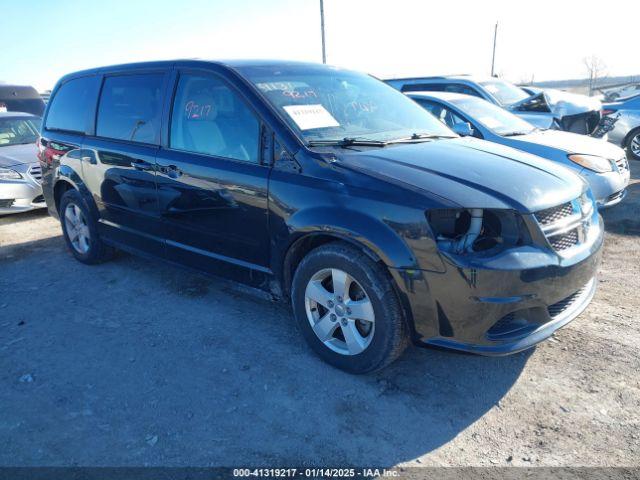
[320,0,327,64]
[490,22,498,77]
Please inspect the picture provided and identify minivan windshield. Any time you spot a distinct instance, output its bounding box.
[0,117,42,146]
[479,79,530,106]
[237,64,456,145]
[451,96,536,136]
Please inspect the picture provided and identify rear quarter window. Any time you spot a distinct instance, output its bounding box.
[45,76,100,133]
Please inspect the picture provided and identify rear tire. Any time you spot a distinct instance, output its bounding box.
[291,242,408,374]
[59,189,113,264]
[625,128,640,161]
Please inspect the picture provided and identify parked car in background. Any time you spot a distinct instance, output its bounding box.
[601,94,640,161]
[386,76,602,135]
[0,112,45,214]
[408,92,630,208]
[0,85,46,116]
[520,86,543,96]
[40,60,602,373]
[601,83,640,102]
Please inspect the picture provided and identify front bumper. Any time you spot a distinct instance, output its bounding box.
[395,216,604,356]
[0,179,45,215]
[581,169,630,208]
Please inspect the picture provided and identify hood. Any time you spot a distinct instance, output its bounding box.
[0,143,38,168]
[511,89,601,116]
[336,137,585,213]
[508,129,626,159]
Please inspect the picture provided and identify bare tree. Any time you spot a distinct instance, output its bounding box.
[583,55,607,96]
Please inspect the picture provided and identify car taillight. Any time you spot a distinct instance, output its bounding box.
[601,109,617,116]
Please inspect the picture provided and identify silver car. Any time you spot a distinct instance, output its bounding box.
[601,94,640,161]
[386,76,602,135]
[0,112,44,215]
[409,91,630,208]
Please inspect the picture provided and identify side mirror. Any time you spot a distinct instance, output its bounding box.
[452,122,474,137]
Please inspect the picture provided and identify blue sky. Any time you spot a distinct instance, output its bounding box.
[1,0,637,91]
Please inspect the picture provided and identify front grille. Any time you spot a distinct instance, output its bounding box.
[486,313,537,342]
[614,156,629,174]
[28,164,42,183]
[534,202,573,226]
[534,196,594,254]
[549,229,579,251]
[0,199,15,208]
[547,283,590,318]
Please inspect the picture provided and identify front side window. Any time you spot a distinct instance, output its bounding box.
[452,96,535,136]
[418,101,466,129]
[479,79,530,106]
[46,76,99,133]
[170,74,261,163]
[0,117,41,146]
[96,74,163,144]
[237,65,454,144]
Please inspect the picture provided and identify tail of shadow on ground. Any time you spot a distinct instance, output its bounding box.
[321,346,532,466]
[601,181,640,236]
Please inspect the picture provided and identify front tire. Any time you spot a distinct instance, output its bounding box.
[625,128,640,161]
[59,189,113,264]
[291,242,408,374]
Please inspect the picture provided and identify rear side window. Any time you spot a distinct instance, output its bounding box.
[96,74,163,144]
[45,76,99,133]
[170,74,260,163]
[401,83,447,93]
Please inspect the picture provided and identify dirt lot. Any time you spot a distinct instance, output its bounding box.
[1,163,639,468]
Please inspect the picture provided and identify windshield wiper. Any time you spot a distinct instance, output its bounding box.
[307,137,388,148]
[502,131,533,137]
[385,133,457,144]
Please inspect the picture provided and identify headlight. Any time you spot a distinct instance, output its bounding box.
[0,168,22,180]
[568,154,613,173]
[426,208,530,255]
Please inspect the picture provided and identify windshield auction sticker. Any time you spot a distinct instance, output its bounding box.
[283,104,339,130]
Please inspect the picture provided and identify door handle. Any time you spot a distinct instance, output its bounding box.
[158,164,183,179]
[130,159,154,171]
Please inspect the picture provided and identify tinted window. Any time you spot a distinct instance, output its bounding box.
[443,85,483,97]
[417,100,466,129]
[170,74,260,163]
[479,79,529,106]
[401,83,447,93]
[96,74,163,144]
[45,76,99,132]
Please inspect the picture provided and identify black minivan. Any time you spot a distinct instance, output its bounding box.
[39,60,603,373]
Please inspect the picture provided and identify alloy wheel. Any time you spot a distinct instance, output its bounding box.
[304,268,375,355]
[631,133,640,157]
[64,203,90,254]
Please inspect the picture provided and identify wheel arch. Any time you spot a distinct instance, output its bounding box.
[53,165,99,219]
[276,210,423,339]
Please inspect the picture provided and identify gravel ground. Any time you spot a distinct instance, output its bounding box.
[0,163,639,468]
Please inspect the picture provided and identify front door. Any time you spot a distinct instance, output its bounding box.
[156,71,271,284]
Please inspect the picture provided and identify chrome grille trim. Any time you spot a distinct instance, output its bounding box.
[534,202,573,226]
[534,196,594,254]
